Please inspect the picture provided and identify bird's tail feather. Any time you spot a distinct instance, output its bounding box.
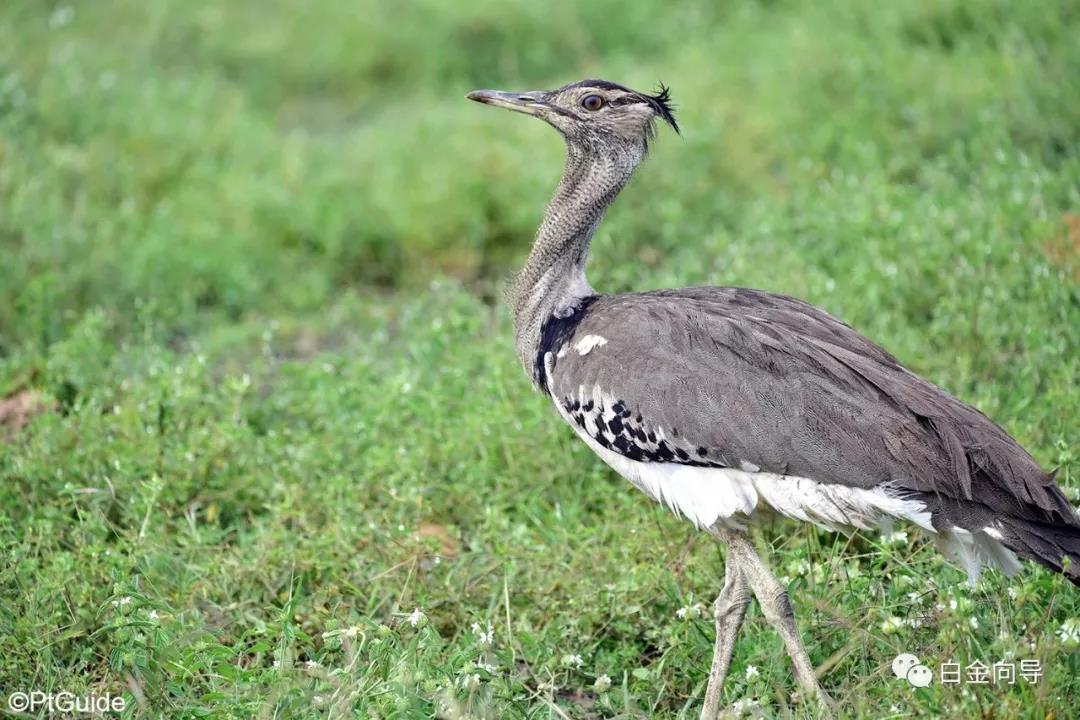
[997,515,1080,587]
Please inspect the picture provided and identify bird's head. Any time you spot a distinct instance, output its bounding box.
[466,79,678,152]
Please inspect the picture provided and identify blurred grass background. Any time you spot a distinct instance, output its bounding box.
[1,0,1078,718]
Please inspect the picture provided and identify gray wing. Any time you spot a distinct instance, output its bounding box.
[545,287,1076,532]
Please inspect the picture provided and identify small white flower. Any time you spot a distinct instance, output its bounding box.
[1057,619,1080,644]
[969,616,979,630]
[731,697,762,717]
[305,660,319,670]
[882,530,908,544]
[881,616,904,634]
[594,674,612,693]
[461,673,481,690]
[1007,587,1018,601]
[471,622,494,646]
[949,598,958,611]
[344,625,360,638]
[407,608,426,627]
[112,596,133,608]
[272,659,282,668]
[476,658,498,674]
[562,653,584,668]
[676,603,705,620]
[745,665,760,680]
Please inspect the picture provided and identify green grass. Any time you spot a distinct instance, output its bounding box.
[1,0,1079,717]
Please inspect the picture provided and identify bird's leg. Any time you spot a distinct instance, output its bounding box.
[725,531,834,716]
[700,540,750,720]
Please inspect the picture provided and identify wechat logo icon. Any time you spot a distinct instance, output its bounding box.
[893,653,933,688]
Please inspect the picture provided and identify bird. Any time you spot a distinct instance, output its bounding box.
[465,78,1080,718]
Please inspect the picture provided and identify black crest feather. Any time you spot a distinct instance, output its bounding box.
[646,83,679,134]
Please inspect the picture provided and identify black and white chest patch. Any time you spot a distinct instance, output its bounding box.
[557,389,721,466]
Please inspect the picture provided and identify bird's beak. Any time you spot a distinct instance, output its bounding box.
[465,89,547,117]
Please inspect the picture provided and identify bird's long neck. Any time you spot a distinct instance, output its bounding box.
[507,141,642,384]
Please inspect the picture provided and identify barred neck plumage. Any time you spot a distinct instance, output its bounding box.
[507,139,645,385]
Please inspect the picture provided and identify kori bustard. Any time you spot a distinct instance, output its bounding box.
[466,79,1080,717]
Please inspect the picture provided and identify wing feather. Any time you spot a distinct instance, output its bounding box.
[545,288,1076,531]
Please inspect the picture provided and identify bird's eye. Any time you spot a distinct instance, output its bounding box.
[582,94,604,111]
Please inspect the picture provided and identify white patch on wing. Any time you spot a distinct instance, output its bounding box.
[574,335,608,355]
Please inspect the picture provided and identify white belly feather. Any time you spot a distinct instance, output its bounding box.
[576,420,934,533]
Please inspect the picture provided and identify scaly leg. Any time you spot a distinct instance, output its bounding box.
[700,542,750,720]
[725,530,834,716]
